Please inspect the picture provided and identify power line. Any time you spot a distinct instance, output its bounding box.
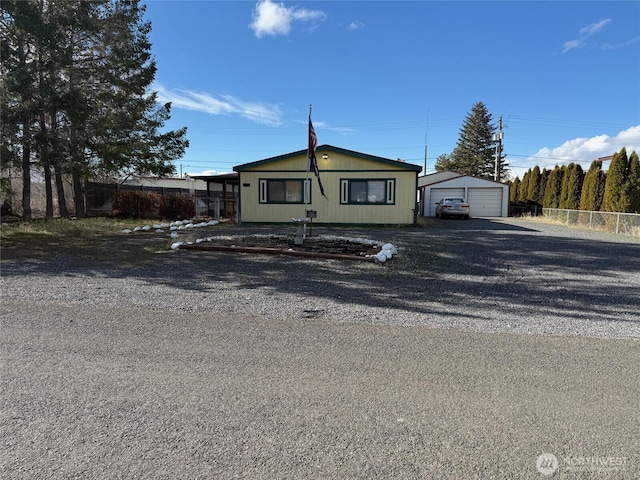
[503,114,632,131]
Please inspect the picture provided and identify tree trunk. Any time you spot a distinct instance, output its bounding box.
[21,143,32,222]
[72,167,85,218]
[43,163,53,220]
[50,113,69,218]
[54,164,69,218]
[40,114,54,220]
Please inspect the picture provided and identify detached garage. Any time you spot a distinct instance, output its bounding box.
[418,172,510,217]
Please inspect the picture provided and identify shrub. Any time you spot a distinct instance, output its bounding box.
[112,191,162,219]
[160,194,194,220]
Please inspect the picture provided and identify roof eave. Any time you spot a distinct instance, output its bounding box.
[233,144,422,172]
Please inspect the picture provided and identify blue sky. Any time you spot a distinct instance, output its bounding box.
[145,1,640,179]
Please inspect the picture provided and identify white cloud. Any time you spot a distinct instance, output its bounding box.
[561,39,582,54]
[579,18,611,37]
[514,125,640,178]
[562,17,612,54]
[602,35,640,50]
[349,20,364,30]
[250,0,326,38]
[155,84,283,126]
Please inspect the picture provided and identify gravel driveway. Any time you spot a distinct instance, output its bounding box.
[2,218,639,478]
[3,217,637,339]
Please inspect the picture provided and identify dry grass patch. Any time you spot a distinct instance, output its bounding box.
[1,217,171,265]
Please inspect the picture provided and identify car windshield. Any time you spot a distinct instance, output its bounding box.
[444,198,465,204]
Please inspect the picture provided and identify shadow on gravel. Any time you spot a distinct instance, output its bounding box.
[3,219,639,325]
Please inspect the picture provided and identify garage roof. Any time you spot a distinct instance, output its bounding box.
[419,171,507,187]
[418,171,463,187]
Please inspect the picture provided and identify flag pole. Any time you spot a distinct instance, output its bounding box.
[304,105,312,237]
[306,105,311,216]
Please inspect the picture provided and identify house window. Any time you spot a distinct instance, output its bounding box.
[340,179,395,204]
[259,179,307,204]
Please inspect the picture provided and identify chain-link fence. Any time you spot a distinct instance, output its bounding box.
[543,208,640,237]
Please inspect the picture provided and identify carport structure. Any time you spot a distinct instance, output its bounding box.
[418,171,510,217]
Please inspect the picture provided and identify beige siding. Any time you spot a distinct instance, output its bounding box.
[239,170,310,223]
[238,151,418,224]
[245,156,306,172]
[320,151,412,172]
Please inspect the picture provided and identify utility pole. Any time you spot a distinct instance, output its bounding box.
[423,106,429,174]
[493,116,504,182]
[424,144,428,174]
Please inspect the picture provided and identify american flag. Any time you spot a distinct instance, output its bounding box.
[308,115,327,199]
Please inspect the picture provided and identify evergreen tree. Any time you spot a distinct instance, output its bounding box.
[0,0,188,219]
[91,0,187,182]
[539,168,550,205]
[449,102,504,179]
[564,163,584,210]
[594,169,607,211]
[558,164,572,208]
[1,0,41,220]
[580,161,606,211]
[580,161,599,211]
[509,177,520,202]
[518,169,531,202]
[434,153,454,172]
[526,165,541,202]
[626,151,640,213]
[543,166,564,208]
[602,148,629,212]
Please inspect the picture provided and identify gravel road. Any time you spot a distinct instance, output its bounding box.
[2,218,639,478]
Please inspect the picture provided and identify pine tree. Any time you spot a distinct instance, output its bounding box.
[434,154,455,172]
[1,0,188,219]
[1,0,41,221]
[602,148,629,212]
[449,102,503,179]
[91,0,188,181]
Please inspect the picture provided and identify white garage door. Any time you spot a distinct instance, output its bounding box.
[429,188,465,216]
[467,188,503,217]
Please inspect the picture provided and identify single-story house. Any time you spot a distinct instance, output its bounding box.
[233,145,422,225]
[418,172,510,217]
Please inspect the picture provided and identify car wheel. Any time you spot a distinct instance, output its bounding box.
[464,215,469,220]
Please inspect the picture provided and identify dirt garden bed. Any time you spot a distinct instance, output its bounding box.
[178,235,384,261]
